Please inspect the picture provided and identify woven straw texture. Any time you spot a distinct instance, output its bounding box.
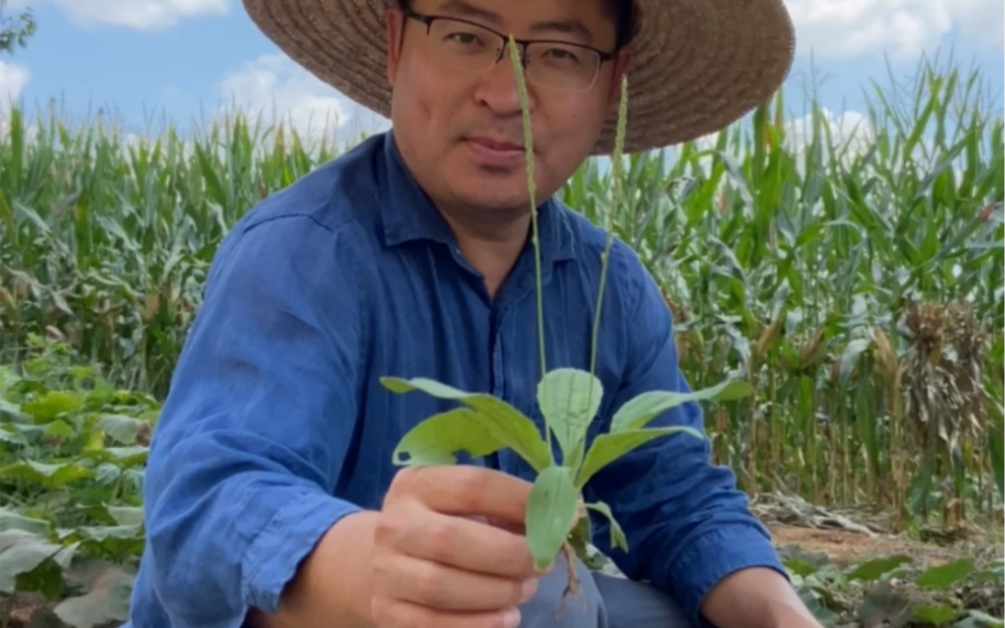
[242,0,796,154]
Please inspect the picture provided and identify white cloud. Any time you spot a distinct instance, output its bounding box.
[8,0,227,29]
[216,54,389,148]
[785,0,1004,59]
[0,60,30,113]
[946,0,1005,47]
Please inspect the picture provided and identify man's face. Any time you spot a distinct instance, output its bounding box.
[385,0,630,219]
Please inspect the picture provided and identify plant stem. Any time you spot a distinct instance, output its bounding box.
[590,76,629,377]
[508,38,551,457]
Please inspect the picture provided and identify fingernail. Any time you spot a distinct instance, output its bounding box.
[502,607,521,628]
[520,579,537,603]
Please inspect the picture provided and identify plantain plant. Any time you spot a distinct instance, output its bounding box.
[380,38,754,598]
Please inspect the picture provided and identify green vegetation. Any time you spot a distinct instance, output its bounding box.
[1,52,1001,627]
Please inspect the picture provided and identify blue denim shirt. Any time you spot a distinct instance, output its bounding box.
[125,131,785,628]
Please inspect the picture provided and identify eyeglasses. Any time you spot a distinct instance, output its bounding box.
[403,9,617,92]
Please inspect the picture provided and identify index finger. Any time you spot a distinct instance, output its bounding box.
[390,466,534,527]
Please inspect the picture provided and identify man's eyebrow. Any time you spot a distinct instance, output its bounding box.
[435,0,502,24]
[528,18,594,44]
[433,0,595,43]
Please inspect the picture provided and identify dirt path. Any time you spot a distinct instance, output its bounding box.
[767,523,983,567]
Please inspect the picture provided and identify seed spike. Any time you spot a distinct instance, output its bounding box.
[508,36,551,461]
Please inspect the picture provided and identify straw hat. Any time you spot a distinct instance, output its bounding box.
[241,0,795,155]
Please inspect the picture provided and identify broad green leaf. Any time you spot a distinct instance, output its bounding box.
[96,414,144,445]
[915,557,975,590]
[0,426,28,445]
[392,408,505,466]
[0,399,29,423]
[576,426,703,488]
[537,368,604,462]
[14,554,65,600]
[381,377,551,471]
[61,525,145,562]
[846,554,913,582]
[105,507,144,527]
[0,507,50,536]
[97,446,149,467]
[76,524,144,542]
[779,545,831,578]
[584,501,628,552]
[525,466,579,571]
[0,529,77,593]
[956,610,1005,628]
[912,603,956,625]
[0,459,95,488]
[44,418,75,439]
[857,581,913,628]
[21,390,85,422]
[54,558,135,628]
[610,379,753,433]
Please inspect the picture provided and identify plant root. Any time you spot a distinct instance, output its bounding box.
[555,542,586,617]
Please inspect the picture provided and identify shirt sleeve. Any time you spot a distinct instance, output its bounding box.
[584,244,788,628]
[141,213,366,627]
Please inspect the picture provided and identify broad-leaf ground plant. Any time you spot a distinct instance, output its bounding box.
[380,38,754,602]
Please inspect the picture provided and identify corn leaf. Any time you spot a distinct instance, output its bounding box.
[525,465,579,571]
[380,377,552,471]
[537,368,604,464]
[576,427,703,488]
[610,380,753,433]
[391,408,505,467]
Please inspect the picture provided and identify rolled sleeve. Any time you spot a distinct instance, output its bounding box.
[241,486,361,612]
[585,244,787,628]
[141,212,365,627]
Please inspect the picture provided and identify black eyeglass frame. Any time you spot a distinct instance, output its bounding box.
[401,8,618,89]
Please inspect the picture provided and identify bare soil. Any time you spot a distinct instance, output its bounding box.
[767,523,989,569]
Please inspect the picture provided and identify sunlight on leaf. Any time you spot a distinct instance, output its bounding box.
[96,414,144,445]
[392,408,505,466]
[380,377,551,471]
[21,390,85,422]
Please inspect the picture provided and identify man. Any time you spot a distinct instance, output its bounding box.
[125,0,823,627]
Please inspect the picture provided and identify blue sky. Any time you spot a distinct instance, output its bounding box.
[1,0,1002,147]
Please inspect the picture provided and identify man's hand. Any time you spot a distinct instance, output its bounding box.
[701,567,825,628]
[250,466,545,628]
[370,466,544,627]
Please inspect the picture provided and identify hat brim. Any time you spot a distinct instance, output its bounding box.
[241,0,795,155]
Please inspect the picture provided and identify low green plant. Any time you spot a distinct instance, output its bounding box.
[780,545,1004,627]
[380,37,754,597]
[0,335,156,627]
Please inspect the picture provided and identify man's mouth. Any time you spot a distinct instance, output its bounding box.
[462,136,529,168]
[465,137,526,153]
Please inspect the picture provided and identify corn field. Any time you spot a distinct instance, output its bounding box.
[2,57,1002,532]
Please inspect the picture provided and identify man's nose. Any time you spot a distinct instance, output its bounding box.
[473,54,535,116]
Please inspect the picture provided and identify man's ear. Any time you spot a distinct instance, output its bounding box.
[606,48,632,115]
[385,8,405,85]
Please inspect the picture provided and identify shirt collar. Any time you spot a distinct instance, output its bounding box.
[377,130,576,264]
